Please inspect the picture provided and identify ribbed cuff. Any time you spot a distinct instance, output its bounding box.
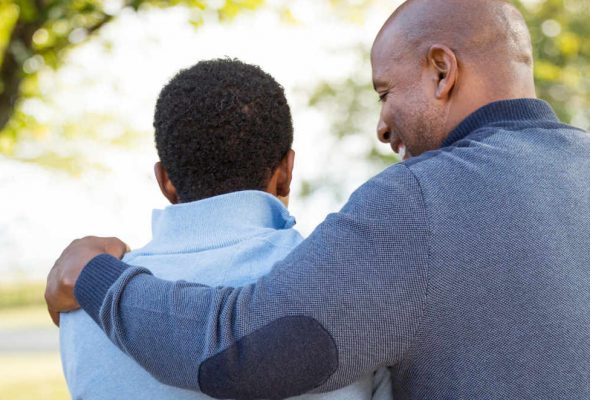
[74,254,130,324]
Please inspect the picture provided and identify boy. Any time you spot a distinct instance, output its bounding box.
[60,58,392,399]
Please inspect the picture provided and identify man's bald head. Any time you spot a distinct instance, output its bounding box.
[371,0,537,159]
[375,0,533,77]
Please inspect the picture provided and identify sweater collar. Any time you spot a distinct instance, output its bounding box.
[134,190,295,255]
[442,98,560,148]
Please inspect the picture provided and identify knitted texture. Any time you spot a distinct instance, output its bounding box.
[77,99,590,399]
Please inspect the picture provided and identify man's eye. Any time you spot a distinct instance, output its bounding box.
[378,93,388,103]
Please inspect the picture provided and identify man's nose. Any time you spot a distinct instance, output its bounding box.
[377,119,391,143]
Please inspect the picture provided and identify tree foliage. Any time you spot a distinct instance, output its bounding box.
[0,0,587,177]
[0,0,263,150]
[517,0,590,127]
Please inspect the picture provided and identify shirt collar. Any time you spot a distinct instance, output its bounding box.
[134,190,295,255]
[442,98,560,148]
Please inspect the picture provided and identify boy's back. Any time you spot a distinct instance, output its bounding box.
[60,191,381,399]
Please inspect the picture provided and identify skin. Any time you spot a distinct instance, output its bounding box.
[46,149,295,326]
[45,236,128,326]
[373,0,537,158]
[46,0,539,324]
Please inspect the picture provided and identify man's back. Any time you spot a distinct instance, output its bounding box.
[60,191,383,399]
[393,99,590,398]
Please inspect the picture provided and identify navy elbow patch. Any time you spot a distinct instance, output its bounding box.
[199,316,338,399]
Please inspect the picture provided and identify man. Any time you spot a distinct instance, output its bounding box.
[47,0,590,399]
[58,58,391,399]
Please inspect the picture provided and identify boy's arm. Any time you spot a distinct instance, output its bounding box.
[72,165,430,398]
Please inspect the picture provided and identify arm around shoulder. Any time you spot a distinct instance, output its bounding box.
[75,164,431,399]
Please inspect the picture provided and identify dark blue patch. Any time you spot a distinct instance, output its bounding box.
[199,316,338,399]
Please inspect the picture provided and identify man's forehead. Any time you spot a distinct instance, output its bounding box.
[372,21,407,61]
[371,30,403,81]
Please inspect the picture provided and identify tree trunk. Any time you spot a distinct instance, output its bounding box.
[0,20,41,133]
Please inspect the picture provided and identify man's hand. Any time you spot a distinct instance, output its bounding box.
[45,236,129,326]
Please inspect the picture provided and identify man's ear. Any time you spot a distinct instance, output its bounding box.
[154,161,180,204]
[266,149,295,199]
[428,44,458,100]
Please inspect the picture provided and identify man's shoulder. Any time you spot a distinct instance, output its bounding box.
[402,120,589,182]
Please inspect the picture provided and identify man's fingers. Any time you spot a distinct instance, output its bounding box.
[46,235,121,324]
[103,237,130,259]
[45,235,127,327]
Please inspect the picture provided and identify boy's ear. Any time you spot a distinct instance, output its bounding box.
[277,149,295,198]
[154,161,180,204]
[266,149,295,200]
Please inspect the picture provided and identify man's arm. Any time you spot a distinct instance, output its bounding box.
[52,164,430,399]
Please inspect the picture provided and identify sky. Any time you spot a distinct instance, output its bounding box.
[0,0,402,281]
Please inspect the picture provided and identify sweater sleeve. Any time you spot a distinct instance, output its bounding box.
[74,164,430,399]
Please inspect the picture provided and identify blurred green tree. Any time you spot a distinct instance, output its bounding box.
[0,0,263,151]
[1,0,588,178]
[517,0,590,128]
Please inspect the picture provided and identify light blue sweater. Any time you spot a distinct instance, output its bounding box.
[61,190,391,399]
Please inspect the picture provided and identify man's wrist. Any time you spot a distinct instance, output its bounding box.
[74,254,129,324]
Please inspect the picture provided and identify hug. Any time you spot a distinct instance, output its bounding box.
[46,0,590,399]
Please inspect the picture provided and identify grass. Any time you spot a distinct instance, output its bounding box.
[0,280,53,330]
[0,305,53,329]
[0,281,46,309]
[0,352,69,400]
[0,282,68,399]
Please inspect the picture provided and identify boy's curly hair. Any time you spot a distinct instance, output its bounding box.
[154,58,293,202]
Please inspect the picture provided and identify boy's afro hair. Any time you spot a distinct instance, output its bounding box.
[154,58,293,202]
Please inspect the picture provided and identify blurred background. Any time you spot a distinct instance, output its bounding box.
[0,0,588,398]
